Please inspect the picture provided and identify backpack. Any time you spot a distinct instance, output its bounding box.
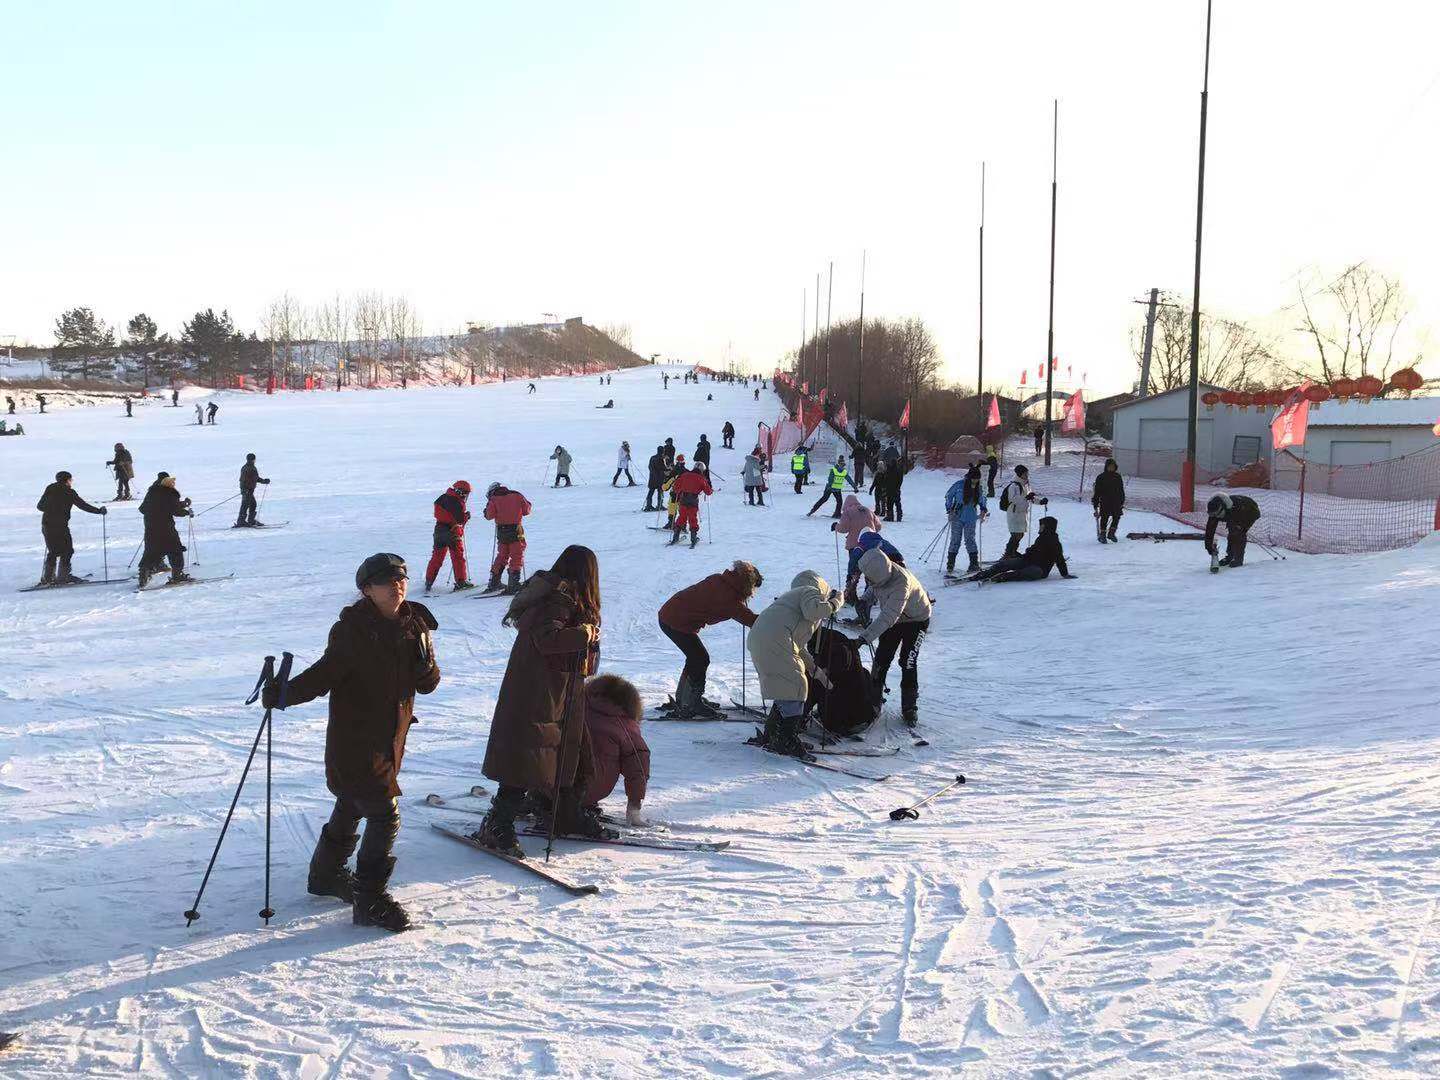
[1000,483,1013,511]
[805,626,882,735]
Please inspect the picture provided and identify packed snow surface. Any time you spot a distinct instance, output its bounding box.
[2,368,1438,1078]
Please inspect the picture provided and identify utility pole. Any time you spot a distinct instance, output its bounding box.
[978,161,986,424]
[812,271,821,392]
[1136,288,1159,397]
[1182,0,1214,512]
[799,288,806,387]
[1044,100,1058,467]
[856,250,867,486]
[823,260,833,391]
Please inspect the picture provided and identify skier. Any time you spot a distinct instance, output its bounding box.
[0,420,23,435]
[137,472,193,587]
[721,421,735,449]
[265,552,440,933]
[549,445,573,487]
[194,403,204,425]
[1091,457,1125,543]
[833,494,880,553]
[969,516,1074,583]
[5,395,14,414]
[527,382,536,394]
[1033,423,1045,457]
[473,545,607,853]
[741,447,767,506]
[882,455,910,522]
[206,401,219,425]
[170,388,179,407]
[36,393,48,414]
[790,445,810,494]
[746,570,842,755]
[985,443,1000,497]
[694,434,712,476]
[669,462,712,547]
[944,463,988,574]
[661,437,676,467]
[123,396,133,418]
[1205,493,1261,569]
[107,442,134,500]
[644,445,667,511]
[847,530,906,625]
[425,480,474,592]
[235,453,271,527]
[35,471,107,585]
[869,460,891,519]
[657,561,761,716]
[663,453,687,528]
[807,454,858,518]
[482,481,532,593]
[999,464,1046,558]
[854,548,932,727]
[612,441,635,487]
[663,373,670,389]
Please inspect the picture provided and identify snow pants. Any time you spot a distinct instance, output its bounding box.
[1097,507,1121,538]
[809,489,842,517]
[1003,531,1024,558]
[948,519,978,560]
[237,488,259,526]
[42,522,74,559]
[659,619,710,699]
[645,482,664,510]
[491,539,526,576]
[792,471,804,494]
[1226,526,1249,567]
[322,794,399,868]
[115,473,131,500]
[986,461,998,497]
[426,537,467,586]
[871,618,928,713]
[675,505,700,533]
[745,484,765,505]
[612,467,634,486]
[974,556,1044,583]
[554,472,571,487]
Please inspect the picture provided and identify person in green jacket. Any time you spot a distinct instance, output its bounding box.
[806,455,860,518]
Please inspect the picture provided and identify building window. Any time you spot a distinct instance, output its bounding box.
[1232,435,1261,465]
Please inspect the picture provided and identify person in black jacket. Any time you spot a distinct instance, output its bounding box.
[1091,458,1125,543]
[721,421,735,449]
[644,446,668,512]
[694,435,712,477]
[1205,494,1261,568]
[662,437,676,468]
[969,517,1074,583]
[107,442,134,500]
[236,453,271,527]
[36,471,107,584]
[138,472,193,587]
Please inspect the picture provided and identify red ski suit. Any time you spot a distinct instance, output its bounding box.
[483,488,532,574]
[426,488,470,585]
[670,470,712,533]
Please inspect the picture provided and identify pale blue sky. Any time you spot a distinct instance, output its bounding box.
[3,1,1437,394]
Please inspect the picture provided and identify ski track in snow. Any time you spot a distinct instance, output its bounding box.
[2,369,1439,1077]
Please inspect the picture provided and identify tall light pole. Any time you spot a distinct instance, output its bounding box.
[856,250,867,485]
[1044,101,1058,466]
[978,162,986,422]
[1182,0,1214,513]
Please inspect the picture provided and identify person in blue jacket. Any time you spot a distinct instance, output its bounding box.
[944,463,989,575]
[846,530,905,626]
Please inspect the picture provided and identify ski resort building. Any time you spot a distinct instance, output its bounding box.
[1109,384,1273,480]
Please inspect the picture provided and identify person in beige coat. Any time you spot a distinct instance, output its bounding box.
[745,570,842,755]
[856,547,932,727]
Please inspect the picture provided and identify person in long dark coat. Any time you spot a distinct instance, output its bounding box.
[137,473,192,586]
[1091,458,1126,542]
[267,552,440,932]
[474,545,605,853]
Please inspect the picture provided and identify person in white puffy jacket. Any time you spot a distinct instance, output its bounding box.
[856,547,932,727]
[611,442,635,487]
[746,570,842,756]
[999,464,1047,558]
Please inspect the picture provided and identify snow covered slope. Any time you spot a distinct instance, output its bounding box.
[2,367,1438,1077]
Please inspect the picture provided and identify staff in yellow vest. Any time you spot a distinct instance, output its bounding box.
[789,446,811,494]
[806,455,860,518]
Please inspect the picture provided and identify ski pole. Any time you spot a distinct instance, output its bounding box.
[102,510,109,583]
[189,516,199,566]
[740,624,747,713]
[127,538,143,569]
[257,483,268,519]
[184,652,293,926]
[194,492,242,518]
[889,774,966,821]
[705,494,713,544]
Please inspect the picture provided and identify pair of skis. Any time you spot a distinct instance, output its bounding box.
[137,572,235,591]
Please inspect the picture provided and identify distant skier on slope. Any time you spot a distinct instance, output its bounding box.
[644,445,667,511]
[854,548,932,728]
[137,472,192,587]
[944,463,988,574]
[668,462,713,547]
[746,570,842,755]
[721,421,735,449]
[662,437,676,467]
[425,480,475,592]
[550,445,573,487]
[741,447,767,506]
[967,515,1074,583]
[999,464,1046,558]
[265,552,440,933]
[35,470,106,585]
[236,453,271,527]
[1092,457,1125,543]
[582,674,651,826]
[693,434,712,477]
[206,402,219,425]
[482,481,532,593]
[1205,493,1261,569]
[657,560,761,716]
[612,441,635,487]
[107,442,134,500]
[790,445,810,494]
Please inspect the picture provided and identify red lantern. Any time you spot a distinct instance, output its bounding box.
[1331,377,1358,401]
[1236,392,1252,412]
[1201,391,1220,411]
[1389,368,1424,396]
[1303,384,1331,404]
[1355,375,1383,402]
[1220,390,1240,409]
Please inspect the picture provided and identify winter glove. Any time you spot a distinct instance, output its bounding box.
[813,668,833,690]
[261,679,285,710]
[100,507,108,515]
[1061,572,1078,579]
[261,478,271,485]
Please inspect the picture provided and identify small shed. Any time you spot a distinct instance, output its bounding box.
[1109,383,1274,480]
[1289,396,1440,466]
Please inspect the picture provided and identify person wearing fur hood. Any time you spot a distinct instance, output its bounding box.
[582,674,651,825]
[746,570,843,756]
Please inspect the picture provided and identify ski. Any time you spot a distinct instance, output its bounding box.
[728,699,769,720]
[229,522,289,530]
[807,743,902,759]
[1127,531,1204,542]
[137,572,236,591]
[430,822,599,896]
[520,827,730,853]
[19,576,102,592]
[746,742,891,781]
[422,786,488,812]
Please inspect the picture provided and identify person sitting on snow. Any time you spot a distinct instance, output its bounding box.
[969,516,1074,583]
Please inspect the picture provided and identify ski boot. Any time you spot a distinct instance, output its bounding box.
[553,790,620,840]
[58,558,84,584]
[1107,528,1119,542]
[902,708,919,729]
[667,528,682,546]
[967,554,980,574]
[250,520,266,528]
[505,569,523,594]
[137,567,151,589]
[689,529,700,549]
[945,551,956,574]
[423,580,434,594]
[484,572,502,593]
[453,580,477,592]
[168,572,193,585]
[352,856,411,932]
[473,791,525,858]
[307,823,358,903]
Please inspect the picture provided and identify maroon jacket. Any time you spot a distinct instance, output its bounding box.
[582,677,650,806]
[658,569,757,634]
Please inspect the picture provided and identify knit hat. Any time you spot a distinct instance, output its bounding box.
[246,453,256,461]
[157,471,169,481]
[55,470,72,482]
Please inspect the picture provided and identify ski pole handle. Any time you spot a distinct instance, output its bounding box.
[275,651,294,710]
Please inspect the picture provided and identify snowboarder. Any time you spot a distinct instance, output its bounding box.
[473,545,607,854]
[969,516,1073,583]
[741,447,767,506]
[1205,493,1261,569]
[985,443,1000,497]
[425,480,474,592]
[265,552,440,933]
[206,402,219,425]
[854,548,932,727]
[137,473,193,587]
[123,396,133,418]
[644,445,668,511]
[1091,458,1125,543]
[36,393,47,414]
[236,453,271,527]
[807,455,858,518]
[612,442,635,487]
[482,481,532,593]
[790,446,810,494]
[746,570,842,755]
[35,471,107,584]
[550,445,573,487]
[669,462,712,547]
[694,434,711,476]
[721,421,735,449]
[107,442,134,500]
[944,464,988,573]
[657,561,761,716]
[1000,464,1046,558]
[1033,423,1045,457]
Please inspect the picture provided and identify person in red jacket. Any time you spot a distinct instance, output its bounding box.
[657,560,761,717]
[482,482,533,593]
[425,480,474,592]
[668,462,713,548]
[582,674,651,824]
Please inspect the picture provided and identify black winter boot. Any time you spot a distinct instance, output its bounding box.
[41,554,58,585]
[352,856,410,932]
[485,572,502,592]
[308,823,358,903]
[668,527,682,546]
[554,788,619,840]
[506,569,522,593]
[689,529,700,548]
[945,551,956,574]
[967,554,981,573]
[474,790,525,858]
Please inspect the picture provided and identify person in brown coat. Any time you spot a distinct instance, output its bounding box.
[474,545,604,855]
[266,552,441,933]
[657,560,761,718]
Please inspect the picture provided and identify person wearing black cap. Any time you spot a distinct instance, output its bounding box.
[35,471,107,585]
[265,553,441,933]
[645,445,667,511]
[235,453,271,528]
[968,516,1075,583]
[1205,493,1261,570]
[137,472,193,587]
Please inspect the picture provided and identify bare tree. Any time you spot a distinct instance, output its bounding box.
[1131,292,1275,392]
[599,322,632,350]
[351,290,387,386]
[1286,263,1418,383]
[314,294,351,389]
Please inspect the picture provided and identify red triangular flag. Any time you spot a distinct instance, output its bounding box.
[898,400,911,430]
[1061,389,1086,433]
[1020,370,1028,386]
[986,396,1001,428]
